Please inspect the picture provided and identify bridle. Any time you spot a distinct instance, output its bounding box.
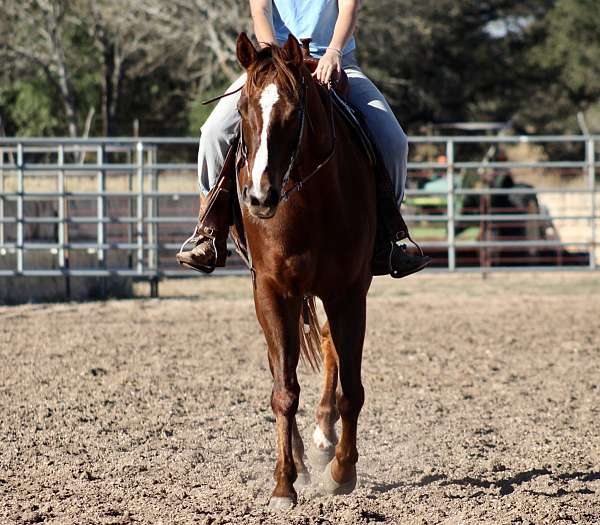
[237,73,337,202]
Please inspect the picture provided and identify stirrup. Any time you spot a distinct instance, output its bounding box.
[176,232,219,274]
[178,225,202,254]
[395,230,425,257]
[389,242,432,279]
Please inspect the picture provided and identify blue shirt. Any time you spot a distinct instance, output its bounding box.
[272,0,356,57]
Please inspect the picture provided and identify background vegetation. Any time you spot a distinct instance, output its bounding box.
[1,0,599,137]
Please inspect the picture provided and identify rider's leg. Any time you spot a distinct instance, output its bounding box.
[343,62,407,208]
[343,59,431,278]
[177,74,245,273]
[197,74,246,196]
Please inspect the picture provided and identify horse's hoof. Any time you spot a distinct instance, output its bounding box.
[268,496,295,510]
[321,460,357,496]
[294,469,311,489]
[307,444,336,472]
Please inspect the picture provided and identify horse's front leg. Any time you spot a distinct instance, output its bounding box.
[292,418,311,487]
[321,287,368,495]
[254,278,302,509]
[308,321,339,470]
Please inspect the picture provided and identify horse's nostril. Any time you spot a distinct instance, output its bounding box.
[244,185,279,213]
[264,187,279,208]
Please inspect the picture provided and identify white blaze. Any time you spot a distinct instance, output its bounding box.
[251,83,280,196]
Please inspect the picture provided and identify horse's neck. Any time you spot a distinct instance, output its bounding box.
[301,77,334,163]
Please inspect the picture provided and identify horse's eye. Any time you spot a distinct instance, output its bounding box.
[237,98,249,115]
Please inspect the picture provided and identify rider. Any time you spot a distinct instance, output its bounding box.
[177,0,431,278]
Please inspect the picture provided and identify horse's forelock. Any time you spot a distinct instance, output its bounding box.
[246,45,301,102]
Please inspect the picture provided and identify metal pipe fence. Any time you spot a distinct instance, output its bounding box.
[0,135,598,290]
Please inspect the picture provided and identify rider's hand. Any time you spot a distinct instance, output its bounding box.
[314,48,342,86]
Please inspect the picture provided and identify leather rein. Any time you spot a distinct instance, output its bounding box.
[203,74,337,202]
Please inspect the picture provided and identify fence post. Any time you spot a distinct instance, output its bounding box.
[147,147,159,298]
[97,144,108,297]
[57,146,65,270]
[446,140,456,271]
[126,146,134,270]
[16,143,24,275]
[0,145,4,250]
[97,145,106,266]
[57,145,71,299]
[588,137,597,270]
[136,141,145,276]
[147,148,157,282]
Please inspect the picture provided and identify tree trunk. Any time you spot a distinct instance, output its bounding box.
[43,4,79,137]
[109,50,124,135]
[101,39,115,136]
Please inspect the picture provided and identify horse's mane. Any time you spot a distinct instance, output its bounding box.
[246,45,302,102]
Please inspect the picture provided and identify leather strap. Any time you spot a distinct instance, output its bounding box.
[196,135,239,240]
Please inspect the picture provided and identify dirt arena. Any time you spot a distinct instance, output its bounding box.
[1,273,599,524]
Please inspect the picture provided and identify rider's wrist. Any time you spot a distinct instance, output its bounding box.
[326,46,343,57]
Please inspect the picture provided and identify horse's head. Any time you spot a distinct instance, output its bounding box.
[236,33,305,219]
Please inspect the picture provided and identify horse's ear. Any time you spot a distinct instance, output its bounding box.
[283,34,303,67]
[237,32,257,69]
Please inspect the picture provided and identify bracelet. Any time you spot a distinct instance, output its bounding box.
[326,46,343,56]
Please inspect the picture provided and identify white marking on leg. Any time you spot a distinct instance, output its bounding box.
[251,83,280,197]
[313,425,335,450]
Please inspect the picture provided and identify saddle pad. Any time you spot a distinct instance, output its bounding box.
[330,90,377,167]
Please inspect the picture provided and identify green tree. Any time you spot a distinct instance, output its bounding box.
[524,0,600,133]
[357,0,554,131]
[5,0,600,138]
[0,78,60,136]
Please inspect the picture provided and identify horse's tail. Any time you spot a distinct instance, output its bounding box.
[299,296,322,372]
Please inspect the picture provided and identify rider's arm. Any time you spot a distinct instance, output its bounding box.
[315,0,361,84]
[329,0,361,56]
[249,0,278,48]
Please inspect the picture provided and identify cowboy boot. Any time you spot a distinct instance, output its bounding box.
[176,139,238,273]
[388,243,432,279]
[176,197,228,273]
[372,165,432,278]
[372,212,432,278]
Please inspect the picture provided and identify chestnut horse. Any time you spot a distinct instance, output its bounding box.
[235,33,375,509]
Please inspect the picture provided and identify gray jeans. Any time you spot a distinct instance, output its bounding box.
[197,54,407,207]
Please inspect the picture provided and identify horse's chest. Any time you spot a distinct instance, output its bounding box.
[280,252,312,278]
[258,248,312,280]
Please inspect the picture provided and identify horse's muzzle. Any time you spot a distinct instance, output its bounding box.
[242,185,279,219]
